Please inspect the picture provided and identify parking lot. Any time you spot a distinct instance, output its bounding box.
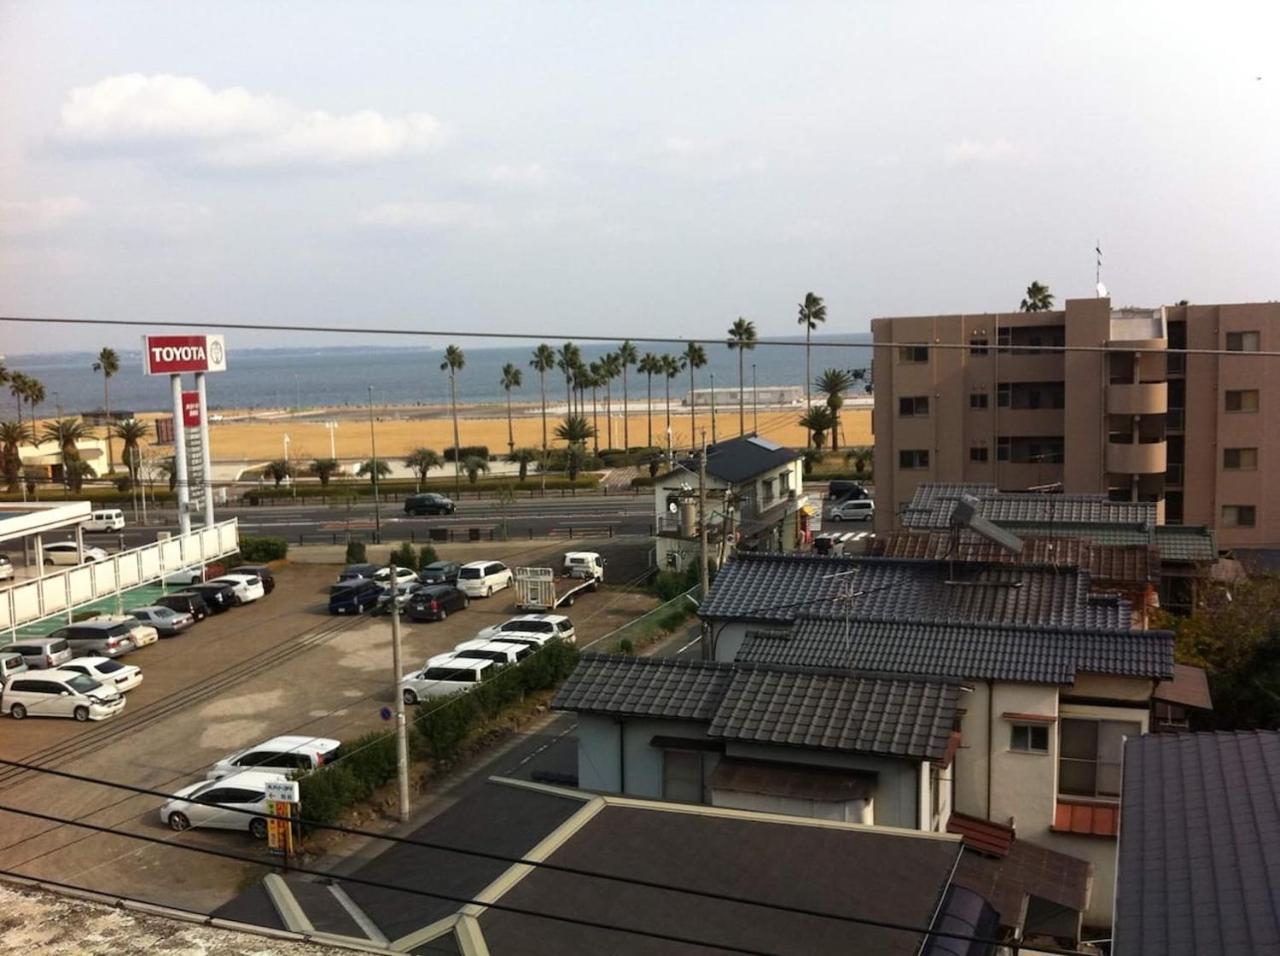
[0,547,657,912]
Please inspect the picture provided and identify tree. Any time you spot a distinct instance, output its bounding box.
[1,421,30,492]
[403,448,441,490]
[357,458,391,485]
[556,342,581,417]
[845,446,872,477]
[661,354,680,454]
[554,415,596,481]
[797,292,827,442]
[19,375,45,426]
[309,458,340,487]
[798,406,835,450]
[617,340,638,453]
[529,343,556,459]
[41,418,95,492]
[440,345,465,495]
[637,353,661,449]
[727,317,758,436]
[92,347,120,471]
[500,363,522,455]
[813,368,855,451]
[599,352,621,450]
[264,459,291,488]
[462,455,489,485]
[587,362,603,454]
[111,418,151,490]
[1020,281,1055,312]
[681,342,708,449]
[507,447,538,482]
[8,372,28,426]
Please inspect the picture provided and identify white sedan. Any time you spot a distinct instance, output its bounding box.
[206,574,266,604]
[373,566,418,591]
[43,542,109,566]
[160,769,284,840]
[59,656,143,693]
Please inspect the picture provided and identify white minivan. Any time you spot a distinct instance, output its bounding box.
[830,499,875,522]
[160,769,285,839]
[457,561,513,598]
[400,657,496,704]
[2,670,126,721]
[84,509,126,532]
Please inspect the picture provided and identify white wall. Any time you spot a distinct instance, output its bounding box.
[711,789,870,824]
[576,715,717,799]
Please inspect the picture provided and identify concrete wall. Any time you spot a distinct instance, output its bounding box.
[1062,298,1111,494]
[576,714,717,798]
[988,683,1061,833]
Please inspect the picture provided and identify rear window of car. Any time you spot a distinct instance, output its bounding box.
[2,654,24,669]
[423,666,479,682]
[501,620,553,633]
[97,660,124,674]
[107,624,133,637]
[49,640,69,655]
[459,567,481,579]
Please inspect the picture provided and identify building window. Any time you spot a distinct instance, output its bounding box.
[899,449,930,470]
[997,383,1011,407]
[898,344,929,363]
[1058,717,1141,799]
[969,447,989,463]
[899,396,929,417]
[1225,390,1259,413]
[779,470,791,494]
[1222,505,1257,528]
[997,437,1010,461]
[969,338,989,356]
[1011,724,1049,754]
[1226,331,1260,352]
[1224,448,1258,471]
[969,392,988,409]
[996,328,1011,353]
[761,478,776,507]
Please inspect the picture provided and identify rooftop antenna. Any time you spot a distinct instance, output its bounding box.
[1095,240,1108,298]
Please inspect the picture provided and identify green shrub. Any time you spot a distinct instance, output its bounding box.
[237,535,288,562]
[345,540,367,564]
[617,638,635,656]
[390,542,416,569]
[417,544,439,570]
[443,445,489,463]
[650,565,699,601]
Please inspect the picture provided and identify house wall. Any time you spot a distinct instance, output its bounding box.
[576,714,718,798]
[711,788,871,824]
[710,621,757,662]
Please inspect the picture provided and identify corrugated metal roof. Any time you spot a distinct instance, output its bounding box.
[902,483,1156,528]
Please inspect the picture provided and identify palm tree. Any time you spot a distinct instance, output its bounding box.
[1020,281,1054,312]
[500,363,523,455]
[506,447,538,482]
[40,418,95,492]
[661,354,680,455]
[587,362,603,454]
[309,458,340,488]
[111,418,151,489]
[462,455,489,484]
[599,352,621,450]
[727,317,758,436]
[798,406,836,450]
[21,376,45,426]
[638,353,661,448]
[403,447,441,490]
[8,372,28,426]
[556,342,580,417]
[1,421,30,492]
[797,292,827,442]
[680,342,708,450]
[554,415,596,481]
[529,344,556,458]
[264,459,291,488]
[617,340,638,453]
[813,368,855,451]
[440,345,465,495]
[357,458,391,485]
[92,347,121,471]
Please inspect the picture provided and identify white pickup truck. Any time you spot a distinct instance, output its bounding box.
[513,551,606,611]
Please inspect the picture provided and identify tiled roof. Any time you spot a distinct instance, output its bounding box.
[675,434,800,485]
[1114,731,1280,956]
[954,838,1092,928]
[902,483,1156,528]
[1051,800,1118,837]
[699,551,1132,629]
[551,655,734,721]
[947,812,1015,858]
[554,654,962,762]
[735,616,1174,685]
[1007,523,1216,564]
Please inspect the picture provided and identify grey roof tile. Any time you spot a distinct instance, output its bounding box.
[675,434,800,485]
[551,654,734,721]
[1115,731,1280,956]
[902,482,1157,527]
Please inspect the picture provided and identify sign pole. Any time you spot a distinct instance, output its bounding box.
[196,372,215,526]
[389,556,411,823]
[170,374,191,536]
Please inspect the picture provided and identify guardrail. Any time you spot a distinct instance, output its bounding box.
[1,519,240,636]
[286,525,629,547]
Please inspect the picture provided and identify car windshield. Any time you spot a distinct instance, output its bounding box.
[65,674,101,694]
[459,567,482,579]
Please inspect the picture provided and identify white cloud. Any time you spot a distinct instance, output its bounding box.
[478,163,548,188]
[358,201,498,231]
[56,74,446,168]
[0,196,90,235]
[943,138,1036,166]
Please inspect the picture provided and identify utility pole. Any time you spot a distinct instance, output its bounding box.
[698,430,710,660]
[368,385,382,543]
[388,557,411,822]
[709,372,717,445]
[752,364,758,435]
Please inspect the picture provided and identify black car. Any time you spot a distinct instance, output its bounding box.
[155,592,210,622]
[404,493,455,516]
[827,480,869,502]
[229,564,275,594]
[337,563,380,584]
[406,584,468,622]
[418,560,461,585]
[181,582,237,614]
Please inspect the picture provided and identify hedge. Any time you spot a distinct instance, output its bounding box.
[443,445,489,463]
[236,535,288,562]
[240,473,601,502]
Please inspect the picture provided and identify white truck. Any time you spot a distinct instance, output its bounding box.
[513,551,606,611]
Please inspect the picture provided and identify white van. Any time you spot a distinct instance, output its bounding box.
[830,499,875,522]
[400,657,496,704]
[456,561,514,598]
[84,509,126,532]
[2,670,126,721]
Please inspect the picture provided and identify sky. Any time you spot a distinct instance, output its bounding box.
[1,1,1278,355]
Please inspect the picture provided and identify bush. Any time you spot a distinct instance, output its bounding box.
[237,535,288,562]
[650,565,700,601]
[617,638,635,656]
[443,445,489,463]
[297,730,399,831]
[417,544,439,570]
[345,540,367,564]
[390,541,416,569]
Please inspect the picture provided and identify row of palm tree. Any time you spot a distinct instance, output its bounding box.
[0,416,153,494]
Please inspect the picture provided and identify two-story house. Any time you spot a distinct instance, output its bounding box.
[653,434,809,572]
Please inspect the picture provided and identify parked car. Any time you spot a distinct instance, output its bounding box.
[60,656,143,693]
[400,657,496,704]
[47,621,137,658]
[7,637,73,670]
[373,566,418,591]
[42,542,109,566]
[3,670,126,721]
[159,769,284,839]
[229,565,275,594]
[88,615,159,648]
[130,605,195,637]
[0,651,29,681]
[829,499,875,522]
[457,561,513,598]
[155,592,210,622]
[206,574,266,604]
[207,735,342,780]
[82,509,126,532]
[337,563,380,583]
[404,492,456,516]
[828,480,869,502]
[375,582,419,616]
[162,566,205,586]
[476,613,576,645]
[182,582,237,614]
[451,639,534,666]
[405,584,469,622]
[0,552,13,581]
[328,578,382,615]
[418,560,461,585]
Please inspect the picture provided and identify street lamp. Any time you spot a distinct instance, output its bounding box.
[368,385,382,543]
[283,433,295,499]
[325,420,338,461]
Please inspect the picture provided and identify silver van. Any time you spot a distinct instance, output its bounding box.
[0,652,29,682]
[8,637,74,670]
[830,499,875,522]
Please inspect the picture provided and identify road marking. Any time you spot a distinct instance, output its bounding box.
[504,720,577,776]
[676,634,703,655]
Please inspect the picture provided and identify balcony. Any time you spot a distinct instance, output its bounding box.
[1106,439,1167,475]
[1107,381,1168,416]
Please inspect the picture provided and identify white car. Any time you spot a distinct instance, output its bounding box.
[83,509,126,532]
[373,566,418,591]
[206,574,266,604]
[207,735,342,780]
[88,615,159,648]
[475,613,575,645]
[43,542,109,566]
[162,566,204,586]
[59,657,143,694]
[829,499,875,522]
[456,561,513,598]
[0,553,13,581]
[3,670,125,721]
[452,639,535,665]
[160,769,285,839]
[400,657,497,704]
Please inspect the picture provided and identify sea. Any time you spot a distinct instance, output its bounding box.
[4,334,872,415]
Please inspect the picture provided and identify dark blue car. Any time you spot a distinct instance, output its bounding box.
[328,579,381,615]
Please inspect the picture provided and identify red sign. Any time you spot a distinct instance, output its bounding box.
[182,391,201,427]
[143,334,227,375]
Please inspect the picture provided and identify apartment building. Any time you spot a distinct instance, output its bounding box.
[871,297,1280,549]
